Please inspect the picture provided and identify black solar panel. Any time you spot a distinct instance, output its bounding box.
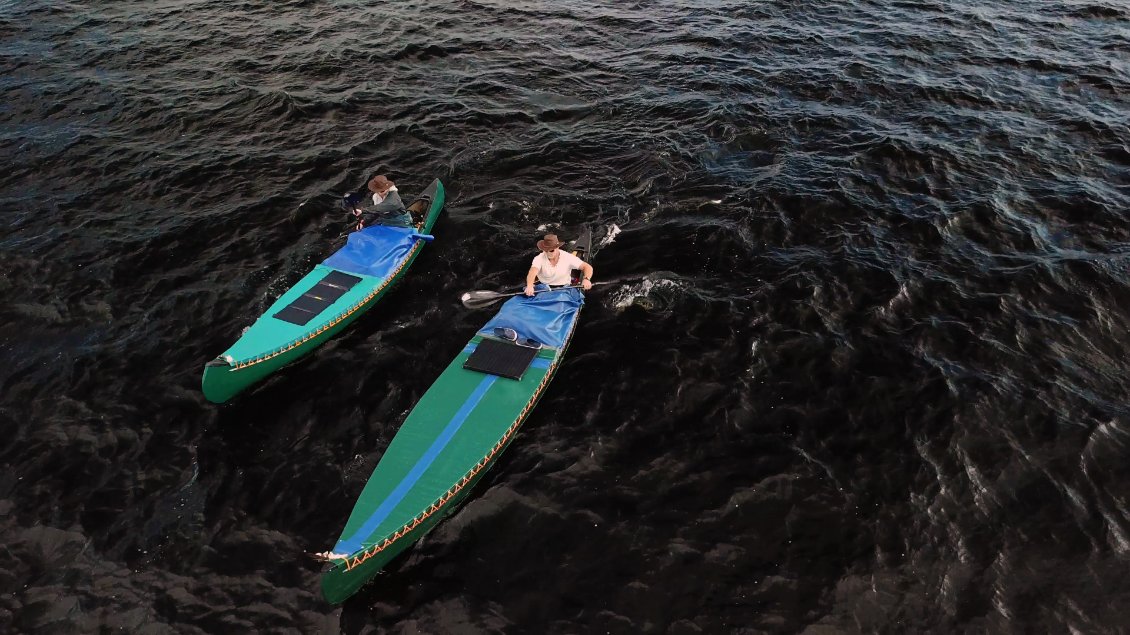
[273,305,317,326]
[273,270,363,326]
[305,282,350,303]
[288,293,332,314]
[322,270,363,289]
[463,338,540,380]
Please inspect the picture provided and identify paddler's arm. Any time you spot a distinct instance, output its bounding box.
[524,266,539,296]
[342,192,366,230]
[579,262,594,290]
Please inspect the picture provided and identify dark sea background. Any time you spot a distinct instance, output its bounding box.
[3,0,1130,632]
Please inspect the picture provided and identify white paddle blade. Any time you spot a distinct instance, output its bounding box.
[461,290,511,309]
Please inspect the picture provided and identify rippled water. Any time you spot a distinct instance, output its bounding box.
[3,0,1130,632]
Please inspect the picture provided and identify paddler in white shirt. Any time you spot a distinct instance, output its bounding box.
[524,233,594,296]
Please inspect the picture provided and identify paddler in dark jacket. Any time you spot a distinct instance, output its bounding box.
[345,174,412,229]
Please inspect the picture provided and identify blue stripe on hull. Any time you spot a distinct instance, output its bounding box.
[335,374,498,554]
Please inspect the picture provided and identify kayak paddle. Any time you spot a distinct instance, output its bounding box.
[461,283,607,309]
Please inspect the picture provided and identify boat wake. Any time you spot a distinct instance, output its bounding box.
[607,275,685,311]
[598,223,621,249]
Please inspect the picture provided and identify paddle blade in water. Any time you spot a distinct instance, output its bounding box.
[461,290,512,309]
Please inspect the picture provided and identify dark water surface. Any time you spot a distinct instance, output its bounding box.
[3,0,1130,632]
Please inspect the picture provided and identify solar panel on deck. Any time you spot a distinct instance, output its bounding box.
[463,338,540,380]
[289,293,332,314]
[274,305,317,326]
[273,270,363,326]
[322,270,363,289]
[306,282,349,303]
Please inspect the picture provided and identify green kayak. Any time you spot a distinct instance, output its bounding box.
[201,179,445,403]
[320,227,594,604]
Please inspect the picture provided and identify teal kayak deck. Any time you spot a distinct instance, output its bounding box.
[221,266,383,366]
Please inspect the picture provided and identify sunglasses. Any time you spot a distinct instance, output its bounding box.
[493,327,542,348]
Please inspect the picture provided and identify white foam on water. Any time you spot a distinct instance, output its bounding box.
[598,223,621,248]
[609,276,681,310]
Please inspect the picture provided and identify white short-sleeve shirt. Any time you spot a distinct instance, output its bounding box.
[530,251,584,286]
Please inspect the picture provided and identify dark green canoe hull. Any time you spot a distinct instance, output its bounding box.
[320,228,593,604]
[201,179,445,403]
[321,334,576,604]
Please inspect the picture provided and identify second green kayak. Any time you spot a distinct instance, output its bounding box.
[201,179,445,403]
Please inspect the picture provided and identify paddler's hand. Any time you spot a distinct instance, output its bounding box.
[581,279,592,291]
[524,284,535,296]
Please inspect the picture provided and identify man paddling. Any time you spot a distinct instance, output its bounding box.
[524,233,594,296]
[345,174,412,229]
